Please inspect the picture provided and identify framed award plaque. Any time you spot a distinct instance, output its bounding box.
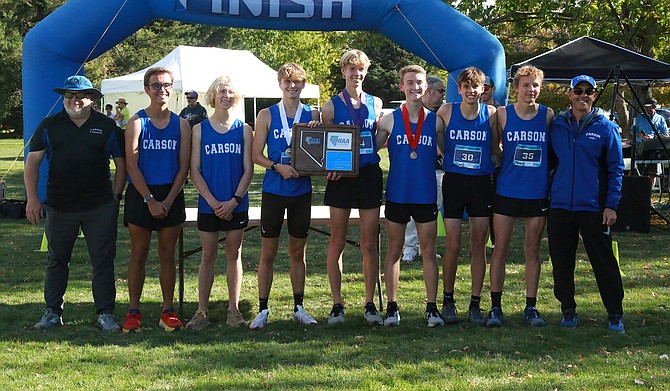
[290,123,360,177]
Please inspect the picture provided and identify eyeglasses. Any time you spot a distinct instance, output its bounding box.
[572,87,597,96]
[434,88,445,94]
[147,82,173,91]
[483,86,492,92]
[63,91,89,99]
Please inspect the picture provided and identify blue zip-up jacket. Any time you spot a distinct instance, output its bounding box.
[549,107,624,212]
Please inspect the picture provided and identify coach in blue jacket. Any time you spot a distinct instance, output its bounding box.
[547,75,625,333]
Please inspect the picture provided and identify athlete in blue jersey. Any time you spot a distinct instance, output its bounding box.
[321,49,385,326]
[249,63,321,330]
[435,67,498,326]
[485,65,555,328]
[376,65,445,327]
[185,76,253,331]
[123,67,191,333]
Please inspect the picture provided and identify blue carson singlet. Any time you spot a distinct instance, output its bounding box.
[197,118,249,214]
[443,103,495,176]
[132,109,181,185]
[386,108,438,204]
[331,93,380,167]
[262,103,312,197]
[497,105,549,199]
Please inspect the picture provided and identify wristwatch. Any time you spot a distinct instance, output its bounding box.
[270,162,278,171]
[143,193,154,203]
[232,194,243,203]
[113,193,123,201]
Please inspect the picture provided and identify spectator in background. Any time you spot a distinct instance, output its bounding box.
[180,90,208,128]
[105,104,115,120]
[635,98,669,140]
[480,76,501,108]
[25,75,126,331]
[114,98,130,129]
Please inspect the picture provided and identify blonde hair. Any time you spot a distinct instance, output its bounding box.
[205,75,241,108]
[399,65,426,84]
[277,62,307,83]
[457,66,485,87]
[514,65,544,88]
[340,49,371,70]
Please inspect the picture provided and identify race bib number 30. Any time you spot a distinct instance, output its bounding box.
[453,144,482,170]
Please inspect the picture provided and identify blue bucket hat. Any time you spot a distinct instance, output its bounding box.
[53,75,102,99]
[570,75,596,89]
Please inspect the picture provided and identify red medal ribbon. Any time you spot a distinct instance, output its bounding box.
[402,105,425,151]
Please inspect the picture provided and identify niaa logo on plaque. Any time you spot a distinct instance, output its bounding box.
[327,132,352,150]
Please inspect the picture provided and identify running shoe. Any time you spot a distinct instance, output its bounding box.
[607,314,625,333]
[293,305,318,325]
[425,308,444,327]
[226,309,248,328]
[249,309,269,330]
[96,312,120,332]
[468,307,486,326]
[523,306,546,327]
[441,302,459,324]
[185,309,210,330]
[384,308,400,327]
[485,307,504,328]
[122,311,142,333]
[159,309,183,332]
[328,304,345,325]
[34,308,63,330]
[560,309,578,328]
[364,302,384,326]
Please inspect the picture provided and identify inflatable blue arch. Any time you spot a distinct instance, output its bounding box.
[23,0,505,200]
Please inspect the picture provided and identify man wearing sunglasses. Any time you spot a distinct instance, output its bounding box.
[179,90,208,128]
[25,75,126,331]
[547,74,625,333]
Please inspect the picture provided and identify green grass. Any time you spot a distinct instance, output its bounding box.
[1,138,669,390]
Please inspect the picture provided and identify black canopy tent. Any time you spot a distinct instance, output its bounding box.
[509,36,670,82]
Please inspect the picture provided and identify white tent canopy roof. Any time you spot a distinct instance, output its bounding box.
[101,45,320,98]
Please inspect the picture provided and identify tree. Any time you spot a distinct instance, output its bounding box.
[0,0,65,134]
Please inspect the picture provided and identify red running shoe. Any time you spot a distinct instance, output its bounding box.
[122,311,142,333]
[159,310,183,332]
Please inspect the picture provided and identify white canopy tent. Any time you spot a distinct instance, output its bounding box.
[101,45,320,121]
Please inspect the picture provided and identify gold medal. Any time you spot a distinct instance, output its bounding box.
[410,151,418,159]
